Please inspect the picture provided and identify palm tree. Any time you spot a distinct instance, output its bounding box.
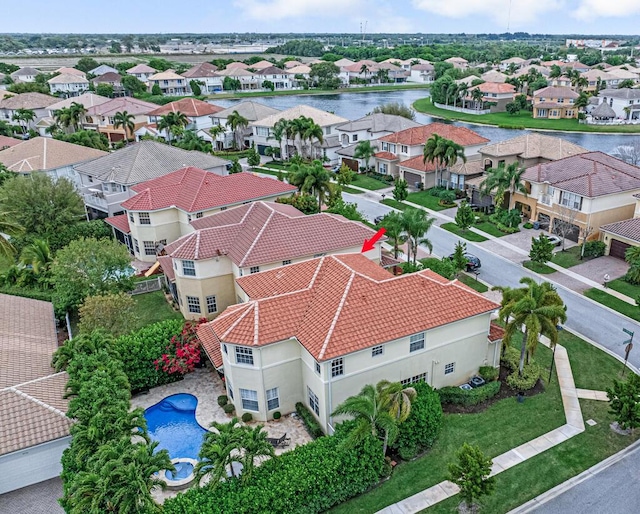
[549,65,562,79]
[471,88,484,111]
[0,212,23,258]
[423,134,466,190]
[493,278,567,375]
[196,417,245,485]
[290,115,311,158]
[481,162,528,210]
[113,110,135,144]
[401,208,435,265]
[157,111,189,145]
[69,102,87,131]
[54,107,74,133]
[268,118,288,160]
[240,424,274,483]
[289,160,332,213]
[20,238,52,275]
[302,119,324,160]
[225,110,249,150]
[380,211,406,259]
[12,108,35,135]
[359,64,370,82]
[458,83,469,109]
[332,383,398,455]
[378,380,416,424]
[353,140,377,172]
[208,124,226,151]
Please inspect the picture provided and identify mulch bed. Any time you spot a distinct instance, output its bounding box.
[442,366,546,414]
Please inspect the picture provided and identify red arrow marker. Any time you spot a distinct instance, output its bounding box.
[361,227,386,252]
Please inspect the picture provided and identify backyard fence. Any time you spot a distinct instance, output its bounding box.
[130,276,163,295]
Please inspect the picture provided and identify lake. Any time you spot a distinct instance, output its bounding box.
[210,89,637,154]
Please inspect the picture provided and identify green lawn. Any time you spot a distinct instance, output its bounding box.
[584,288,640,323]
[457,273,489,293]
[342,186,364,194]
[262,161,292,171]
[440,223,488,242]
[131,290,183,330]
[381,198,408,211]
[252,168,288,180]
[474,221,509,238]
[406,191,452,211]
[607,278,640,300]
[523,260,556,274]
[551,246,593,269]
[413,97,640,134]
[351,174,389,191]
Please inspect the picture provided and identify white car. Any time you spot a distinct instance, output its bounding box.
[535,234,562,247]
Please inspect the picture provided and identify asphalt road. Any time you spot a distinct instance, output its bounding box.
[344,193,640,371]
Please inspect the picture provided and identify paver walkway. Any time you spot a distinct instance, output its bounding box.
[376,335,603,514]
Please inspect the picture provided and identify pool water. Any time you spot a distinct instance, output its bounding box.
[144,393,207,464]
[166,461,195,480]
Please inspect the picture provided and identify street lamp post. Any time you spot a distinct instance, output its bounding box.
[548,324,564,383]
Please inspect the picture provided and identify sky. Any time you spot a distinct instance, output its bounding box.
[7,0,640,35]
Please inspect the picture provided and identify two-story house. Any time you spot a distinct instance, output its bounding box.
[107,169,296,262]
[499,57,527,71]
[513,152,640,242]
[82,96,158,143]
[88,64,118,76]
[196,253,502,432]
[0,93,58,130]
[37,93,111,136]
[215,68,260,90]
[601,195,640,258]
[161,202,382,321]
[596,88,640,121]
[202,101,281,151]
[47,73,89,97]
[256,66,292,90]
[126,64,157,83]
[373,123,489,188]
[10,67,40,83]
[137,98,224,141]
[92,72,125,97]
[147,71,189,96]
[466,82,516,112]
[287,65,312,87]
[250,104,348,162]
[74,140,229,219]
[181,62,223,94]
[532,86,579,119]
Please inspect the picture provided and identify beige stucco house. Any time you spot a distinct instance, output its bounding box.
[160,202,381,321]
[197,253,502,433]
[105,168,297,262]
[600,195,640,259]
[513,152,640,242]
[532,86,579,119]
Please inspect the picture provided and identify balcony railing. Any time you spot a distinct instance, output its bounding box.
[539,194,553,206]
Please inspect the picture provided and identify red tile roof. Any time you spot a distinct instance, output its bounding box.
[157,255,175,281]
[105,214,131,234]
[165,201,378,267]
[378,122,489,147]
[489,322,505,342]
[147,98,224,117]
[197,323,224,368]
[0,135,22,150]
[398,155,438,172]
[206,254,498,361]
[181,62,219,78]
[122,167,297,212]
[374,151,399,160]
[472,82,516,94]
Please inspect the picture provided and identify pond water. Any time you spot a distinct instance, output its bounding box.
[211,89,637,154]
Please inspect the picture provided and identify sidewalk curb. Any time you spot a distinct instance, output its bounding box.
[507,439,640,513]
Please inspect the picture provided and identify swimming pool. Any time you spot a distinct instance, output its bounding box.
[144,393,208,478]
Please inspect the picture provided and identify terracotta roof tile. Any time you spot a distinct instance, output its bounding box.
[165,201,376,266]
[398,155,438,172]
[207,254,498,361]
[489,322,505,342]
[374,151,399,160]
[0,135,22,149]
[181,62,219,78]
[147,98,224,117]
[105,214,131,234]
[157,255,175,281]
[196,324,223,368]
[122,168,296,212]
[378,122,489,147]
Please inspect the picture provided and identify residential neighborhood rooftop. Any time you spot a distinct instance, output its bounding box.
[336,113,422,134]
[378,122,489,147]
[0,92,58,110]
[533,86,580,99]
[0,137,107,172]
[600,217,640,243]
[126,63,157,74]
[480,133,588,160]
[213,101,280,121]
[46,92,111,111]
[147,98,224,117]
[181,62,219,78]
[0,134,22,150]
[250,104,348,128]
[47,73,89,85]
[200,253,498,361]
[85,96,158,117]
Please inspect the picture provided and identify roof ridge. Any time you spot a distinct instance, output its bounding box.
[7,387,69,420]
[4,371,67,391]
[188,167,210,212]
[194,231,201,260]
[253,302,259,345]
[318,269,356,360]
[308,256,326,289]
[221,302,256,340]
[238,208,276,267]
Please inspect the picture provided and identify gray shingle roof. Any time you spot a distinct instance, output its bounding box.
[213,101,281,121]
[600,88,640,100]
[73,140,229,185]
[336,113,421,134]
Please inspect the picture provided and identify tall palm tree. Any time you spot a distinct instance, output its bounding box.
[157,111,189,145]
[208,124,226,151]
[401,208,435,265]
[378,380,416,424]
[225,110,249,150]
[332,383,398,455]
[302,119,324,160]
[54,107,74,133]
[290,115,310,158]
[359,64,370,82]
[0,212,23,259]
[69,102,87,131]
[240,424,274,483]
[380,211,406,259]
[12,108,35,135]
[493,278,567,375]
[196,417,245,485]
[480,162,528,210]
[113,110,135,143]
[353,140,377,172]
[289,160,332,213]
[423,134,466,190]
[471,88,484,111]
[268,118,288,160]
[458,83,469,109]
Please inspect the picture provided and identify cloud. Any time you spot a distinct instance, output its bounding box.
[573,0,640,21]
[233,0,364,21]
[411,0,564,29]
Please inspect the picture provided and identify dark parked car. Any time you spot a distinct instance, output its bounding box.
[374,215,385,225]
[448,252,481,271]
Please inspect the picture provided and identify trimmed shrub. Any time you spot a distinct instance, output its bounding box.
[273,411,281,420]
[223,403,235,414]
[582,240,606,258]
[162,423,384,514]
[478,366,499,383]
[217,395,228,407]
[420,257,456,280]
[394,381,443,460]
[438,381,501,407]
[296,402,324,439]
[523,222,533,229]
[501,346,520,372]
[241,412,253,423]
[439,190,456,204]
[506,362,541,391]
[496,222,519,234]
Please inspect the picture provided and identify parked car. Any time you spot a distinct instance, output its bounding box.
[331,164,342,173]
[535,234,562,247]
[448,252,481,271]
[374,215,385,225]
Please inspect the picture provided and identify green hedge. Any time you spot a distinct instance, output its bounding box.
[582,241,606,258]
[163,423,384,514]
[479,366,499,382]
[296,402,324,438]
[113,319,185,392]
[506,362,541,391]
[437,380,501,406]
[394,381,443,460]
[0,286,53,304]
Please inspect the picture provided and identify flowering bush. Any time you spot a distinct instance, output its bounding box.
[154,318,206,375]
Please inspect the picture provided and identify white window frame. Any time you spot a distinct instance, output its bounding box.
[133,238,140,254]
[143,241,156,256]
[186,295,201,314]
[240,388,259,411]
[371,345,384,357]
[235,346,254,366]
[138,212,151,225]
[331,358,344,377]
[315,361,321,374]
[410,332,425,352]
[227,377,234,399]
[308,386,320,415]
[206,295,217,314]
[444,362,455,375]
[401,372,428,385]
[266,387,279,410]
[250,266,260,274]
[182,260,196,276]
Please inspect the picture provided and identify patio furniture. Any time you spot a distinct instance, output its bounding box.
[267,433,291,448]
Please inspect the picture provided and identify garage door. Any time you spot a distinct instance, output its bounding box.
[404,171,422,189]
[610,239,631,260]
[342,158,359,172]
